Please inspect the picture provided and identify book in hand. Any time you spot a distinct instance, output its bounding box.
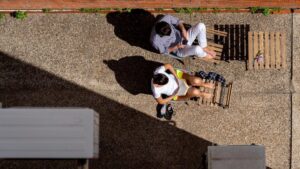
[176,79,189,96]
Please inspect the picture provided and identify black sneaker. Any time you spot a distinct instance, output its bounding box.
[157,111,164,118]
[164,104,174,120]
[156,104,165,118]
[164,111,172,120]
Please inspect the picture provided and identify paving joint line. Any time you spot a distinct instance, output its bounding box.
[289,9,294,169]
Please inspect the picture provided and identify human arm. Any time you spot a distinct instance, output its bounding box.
[152,39,185,54]
[167,43,185,53]
[163,63,180,93]
[155,95,175,105]
[155,86,179,104]
[164,15,187,41]
[164,63,178,79]
[178,22,188,40]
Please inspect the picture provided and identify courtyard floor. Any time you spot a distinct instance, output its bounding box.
[0,11,299,169]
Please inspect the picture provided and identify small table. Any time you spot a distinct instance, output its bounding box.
[248,31,286,70]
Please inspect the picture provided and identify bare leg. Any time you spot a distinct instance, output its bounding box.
[176,87,211,101]
[182,72,214,89]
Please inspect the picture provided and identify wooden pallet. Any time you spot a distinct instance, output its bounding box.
[213,24,250,61]
[248,31,286,70]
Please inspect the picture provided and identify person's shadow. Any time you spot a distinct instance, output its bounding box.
[106,9,157,52]
[104,56,162,95]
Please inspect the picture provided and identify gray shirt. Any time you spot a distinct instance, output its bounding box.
[150,15,183,54]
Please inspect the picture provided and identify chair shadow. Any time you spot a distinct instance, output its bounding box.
[106,9,157,53]
[0,51,212,169]
[104,56,162,95]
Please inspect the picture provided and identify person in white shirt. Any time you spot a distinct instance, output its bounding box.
[151,64,213,105]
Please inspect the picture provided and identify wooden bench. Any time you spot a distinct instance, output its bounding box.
[248,31,287,70]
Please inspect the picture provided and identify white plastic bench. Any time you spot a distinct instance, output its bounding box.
[0,108,99,168]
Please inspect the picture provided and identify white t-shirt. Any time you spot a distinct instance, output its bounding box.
[151,66,179,98]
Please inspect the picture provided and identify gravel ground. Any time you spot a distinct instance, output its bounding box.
[0,12,293,169]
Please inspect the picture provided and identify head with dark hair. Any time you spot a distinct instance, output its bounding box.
[155,21,171,37]
[153,73,169,85]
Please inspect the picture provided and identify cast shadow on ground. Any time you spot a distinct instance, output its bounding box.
[106,9,158,52]
[104,56,162,95]
[0,51,211,169]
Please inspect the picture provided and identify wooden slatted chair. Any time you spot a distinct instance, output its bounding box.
[197,79,233,109]
[206,28,228,62]
[165,27,228,69]
[187,29,228,64]
[173,69,233,109]
[248,31,287,70]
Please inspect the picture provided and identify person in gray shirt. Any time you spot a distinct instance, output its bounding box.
[150,15,216,59]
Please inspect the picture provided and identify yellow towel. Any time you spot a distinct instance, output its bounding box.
[173,69,188,101]
[176,69,183,79]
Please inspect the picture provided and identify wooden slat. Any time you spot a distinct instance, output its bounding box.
[216,52,222,58]
[200,57,220,64]
[270,32,275,68]
[253,32,259,70]
[206,80,211,106]
[209,46,223,52]
[265,32,270,69]
[212,81,217,106]
[224,82,233,109]
[225,25,230,60]
[248,32,253,70]
[207,28,228,36]
[202,79,207,105]
[207,42,223,48]
[259,32,264,69]
[281,33,287,68]
[230,25,234,60]
[236,25,241,60]
[205,80,210,105]
[214,82,222,107]
[209,80,215,106]
[198,86,203,104]
[241,25,245,60]
[203,79,208,105]
[220,86,226,107]
[245,25,250,62]
[276,32,281,69]
[232,26,236,60]
[214,54,221,58]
